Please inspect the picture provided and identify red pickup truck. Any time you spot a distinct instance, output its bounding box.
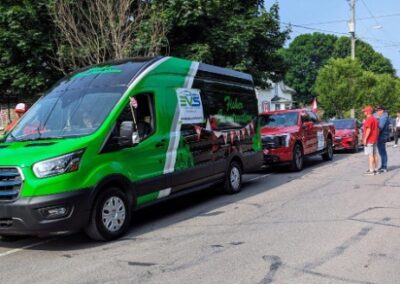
[259,109,335,171]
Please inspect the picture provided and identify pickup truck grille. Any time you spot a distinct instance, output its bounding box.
[0,167,23,201]
[262,136,286,149]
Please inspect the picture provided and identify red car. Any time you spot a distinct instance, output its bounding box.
[260,109,335,171]
[331,119,363,153]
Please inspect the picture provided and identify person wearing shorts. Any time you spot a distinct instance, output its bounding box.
[362,105,379,175]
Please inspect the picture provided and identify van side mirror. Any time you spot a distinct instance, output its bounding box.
[119,121,139,147]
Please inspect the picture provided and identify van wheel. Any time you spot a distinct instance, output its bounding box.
[291,143,303,171]
[85,187,131,241]
[322,138,334,161]
[224,161,242,194]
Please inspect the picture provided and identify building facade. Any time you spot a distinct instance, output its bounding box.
[256,81,295,113]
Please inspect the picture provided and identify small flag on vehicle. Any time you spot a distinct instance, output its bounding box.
[312,97,317,112]
[130,97,138,109]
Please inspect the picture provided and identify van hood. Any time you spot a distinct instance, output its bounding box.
[0,139,89,168]
[261,125,299,136]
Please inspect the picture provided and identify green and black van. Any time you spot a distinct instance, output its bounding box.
[0,56,262,240]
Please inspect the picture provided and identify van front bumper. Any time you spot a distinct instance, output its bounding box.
[0,188,92,236]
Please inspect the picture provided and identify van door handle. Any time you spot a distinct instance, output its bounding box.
[155,139,166,148]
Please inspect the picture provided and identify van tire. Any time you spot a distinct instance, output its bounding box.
[322,138,334,161]
[291,143,304,171]
[85,187,131,241]
[224,161,242,194]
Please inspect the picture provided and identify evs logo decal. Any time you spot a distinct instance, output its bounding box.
[179,90,201,107]
[176,88,204,124]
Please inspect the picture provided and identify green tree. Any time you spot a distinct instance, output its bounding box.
[156,1,290,86]
[315,58,365,118]
[333,37,395,75]
[281,33,338,104]
[0,0,61,100]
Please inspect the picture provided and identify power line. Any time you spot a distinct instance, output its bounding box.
[298,12,400,26]
[359,0,400,51]
[280,22,349,36]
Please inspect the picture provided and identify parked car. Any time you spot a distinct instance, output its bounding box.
[330,119,363,153]
[259,109,335,171]
[0,57,263,241]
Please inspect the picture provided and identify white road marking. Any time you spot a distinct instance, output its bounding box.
[0,237,60,258]
[248,173,272,181]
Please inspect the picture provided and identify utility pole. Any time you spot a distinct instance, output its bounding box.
[349,0,356,60]
[348,0,356,118]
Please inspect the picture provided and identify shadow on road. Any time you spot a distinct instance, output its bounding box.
[0,153,351,251]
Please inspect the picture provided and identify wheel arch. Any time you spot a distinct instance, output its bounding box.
[90,174,136,210]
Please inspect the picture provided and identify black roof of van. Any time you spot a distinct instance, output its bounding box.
[198,63,253,83]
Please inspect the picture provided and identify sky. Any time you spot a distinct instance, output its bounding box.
[267,0,400,76]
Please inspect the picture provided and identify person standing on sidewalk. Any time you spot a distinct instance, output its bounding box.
[394,111,400,147]
[374,105,390,173]
[363,105,379,175]
[4,103,26,133]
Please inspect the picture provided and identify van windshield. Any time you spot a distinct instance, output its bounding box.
[7,86,125,141]
[6,59,153,142]
[261,112,298,128]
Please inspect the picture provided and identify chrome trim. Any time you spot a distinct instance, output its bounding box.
[0,166,24,201]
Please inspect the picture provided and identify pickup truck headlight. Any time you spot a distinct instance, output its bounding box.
[279,134,291,147]
[262,134,291,148]
[33,150,84,178]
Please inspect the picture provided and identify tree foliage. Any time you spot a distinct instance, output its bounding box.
[315,58,400,119]
[49,0,169,74]
[282,33,396,105]
[156,0,290,86]
[333,37,395,75]
[315,58,364,118]
[0,0,61,100]
[281,33,337,104]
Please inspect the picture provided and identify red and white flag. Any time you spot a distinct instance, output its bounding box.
[130,97,138,109]
[194,125,202,141]
[222,132,228,144]
[236,130,241,141]
[241,128,246,139]
[230,131,235,144]
[311,97,317,112]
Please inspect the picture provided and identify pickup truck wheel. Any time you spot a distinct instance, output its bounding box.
[85,187,131,241]
[291,144,304,171]
[322,138,334,161]
[224,161,242,194]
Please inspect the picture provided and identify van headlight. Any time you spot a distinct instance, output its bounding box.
[33,150,84,178]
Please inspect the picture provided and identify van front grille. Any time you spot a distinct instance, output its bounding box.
[0,168,22,201]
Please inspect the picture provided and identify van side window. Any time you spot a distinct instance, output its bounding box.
[102,93,155,152]
[134,93,155,139]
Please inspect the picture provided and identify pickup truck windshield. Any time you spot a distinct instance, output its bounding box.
[261,112,298,127]
[331,120,355,130]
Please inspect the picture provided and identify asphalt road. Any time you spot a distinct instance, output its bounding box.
[1,145,400,284]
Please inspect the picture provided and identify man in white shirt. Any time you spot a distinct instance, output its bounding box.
[394,112,400,147]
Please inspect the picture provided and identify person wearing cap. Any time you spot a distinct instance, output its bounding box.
[374,105,390,173]
[362,105,379,175]
[4,103,27,133]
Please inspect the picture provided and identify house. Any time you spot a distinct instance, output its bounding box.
[256,81,296,113]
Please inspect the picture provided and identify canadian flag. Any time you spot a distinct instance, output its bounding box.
[311,97,317,112]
